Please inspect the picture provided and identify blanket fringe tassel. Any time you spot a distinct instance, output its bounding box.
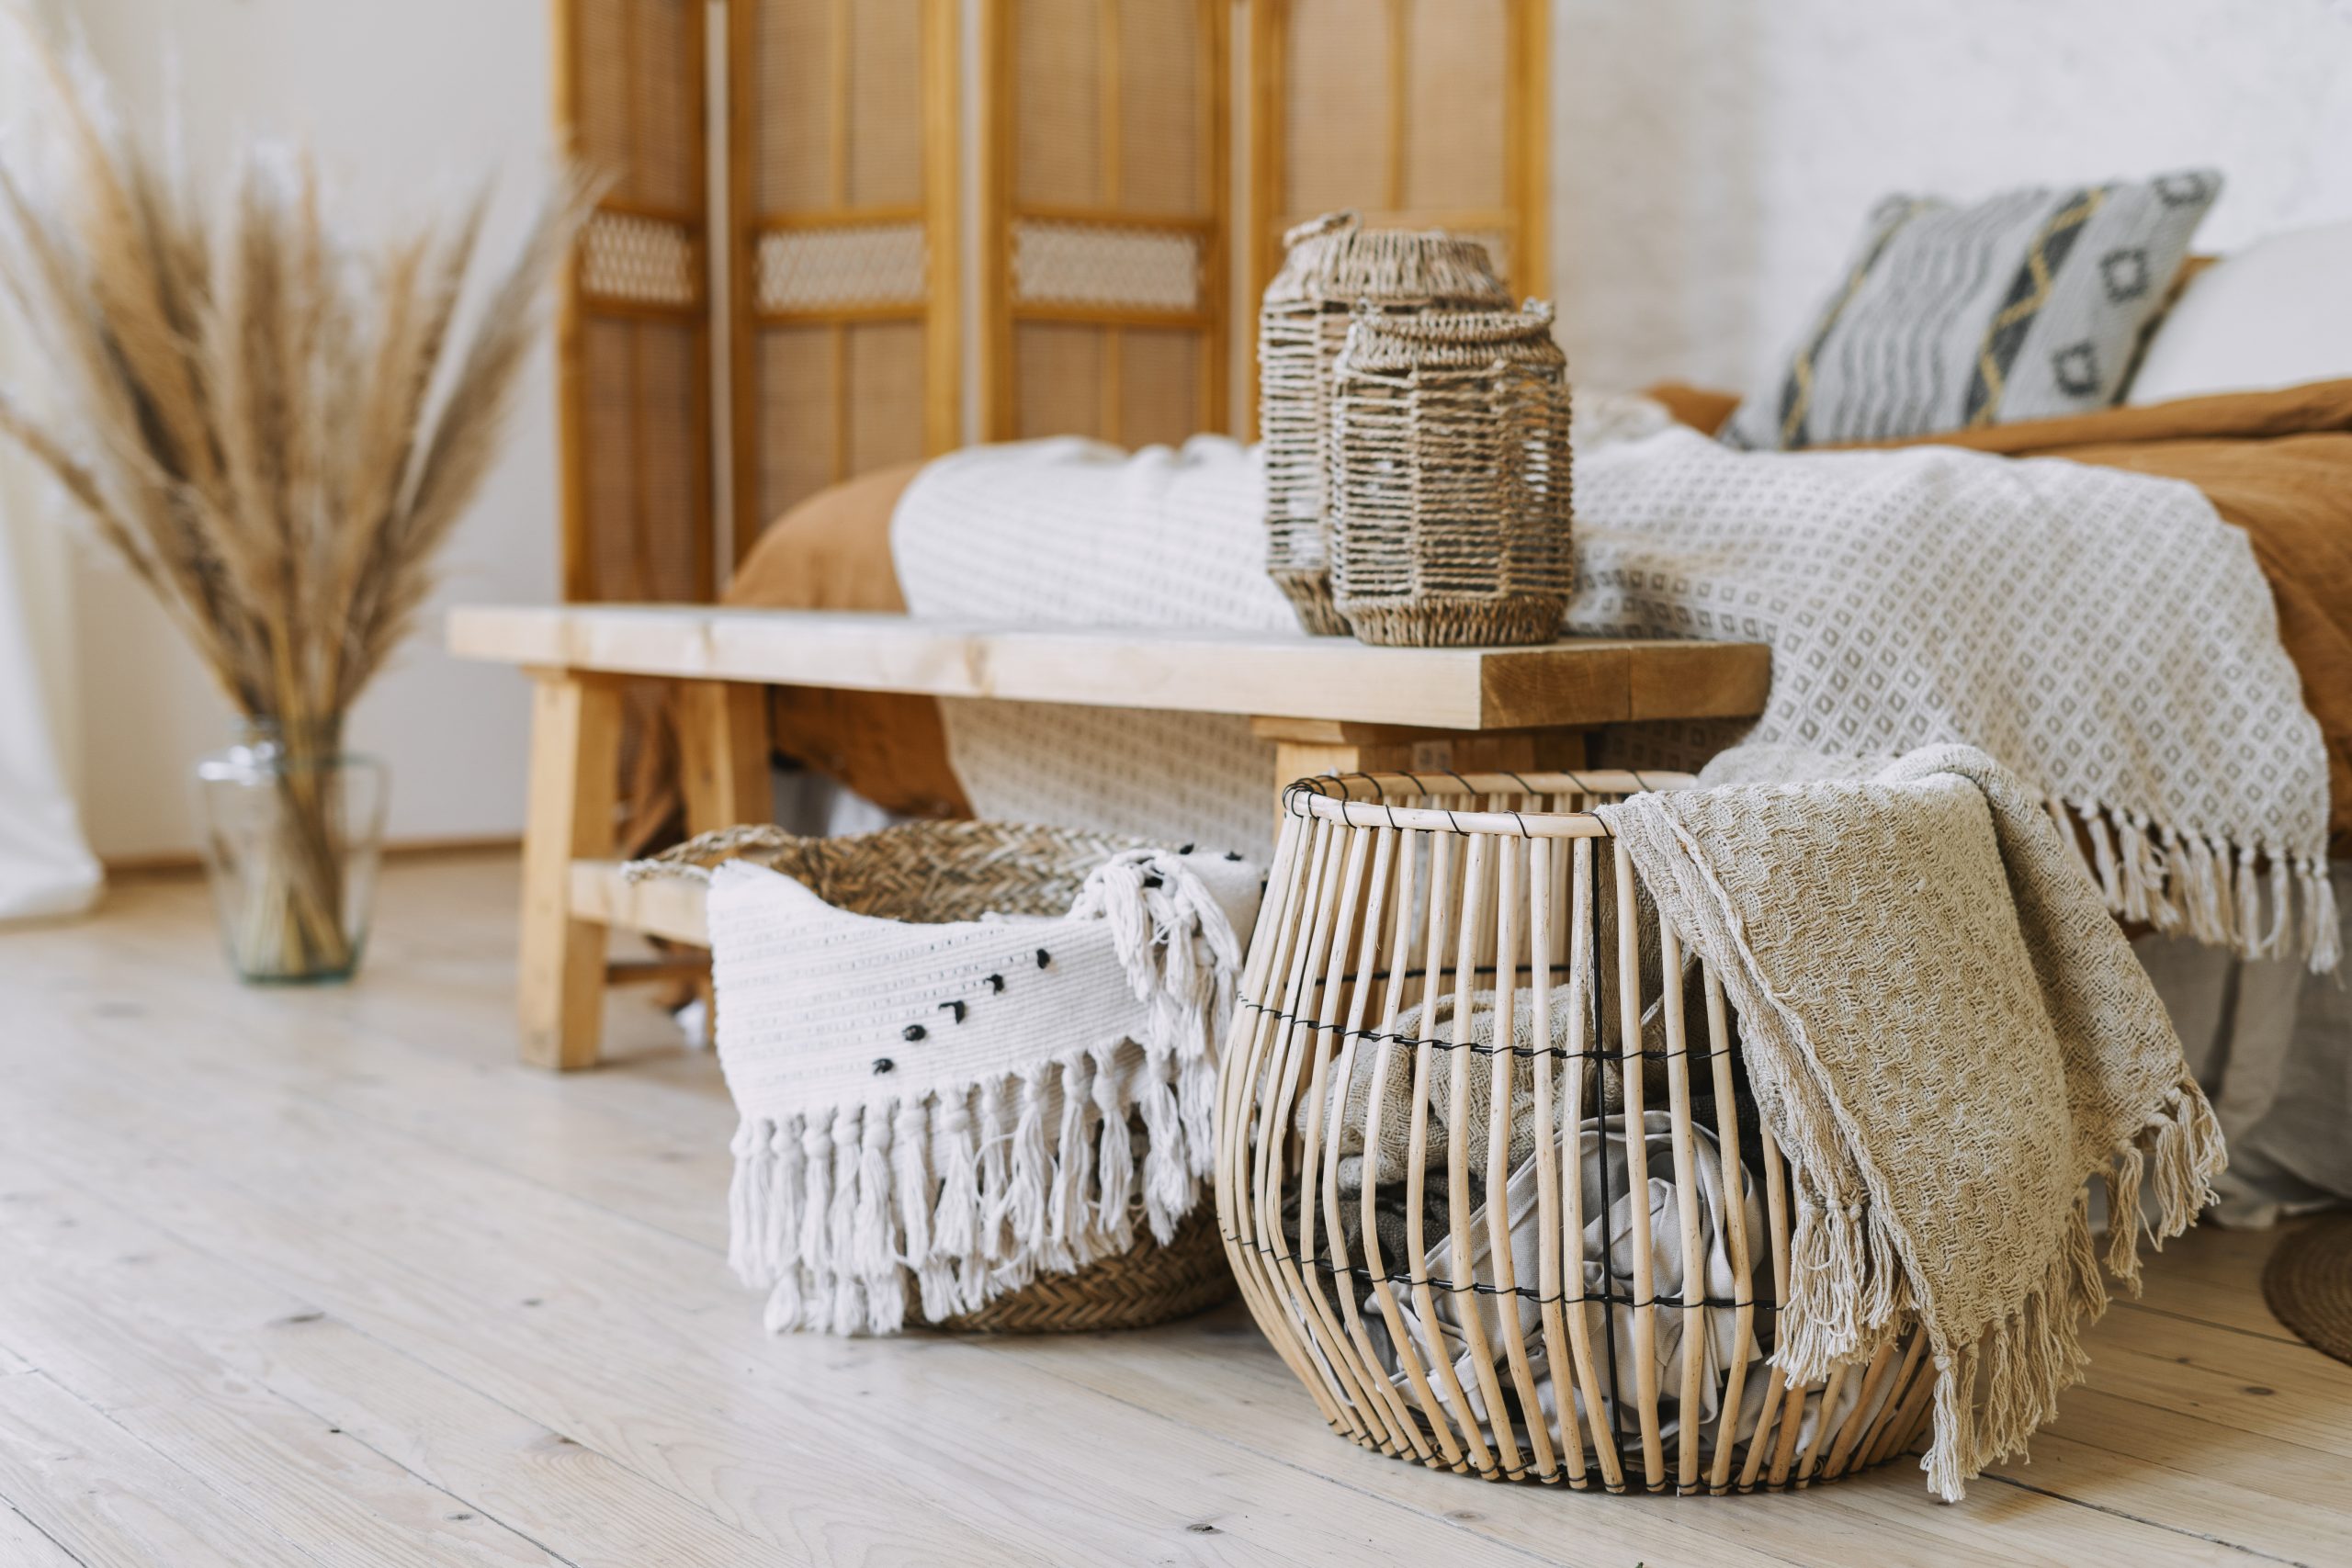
[2054,796,2337,973]
[1910,1077,2224,1503]
[726,849,1243,1335]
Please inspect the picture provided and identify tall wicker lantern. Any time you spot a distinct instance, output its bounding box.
[1327,305,1574,647]
[1258,212,1512,636]
[1216,773,1940,1494]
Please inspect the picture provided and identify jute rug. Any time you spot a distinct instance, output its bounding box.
[2262,1213,2352,1365]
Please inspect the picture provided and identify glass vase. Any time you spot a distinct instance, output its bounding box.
[194,721,389,983]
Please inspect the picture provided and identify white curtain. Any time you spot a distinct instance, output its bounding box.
[0,8,101,922]
[0,308,101,920]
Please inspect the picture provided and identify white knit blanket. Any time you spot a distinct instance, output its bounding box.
[891,418,2335,965]
[692,844,1261,1334]
[895,436,1300,861]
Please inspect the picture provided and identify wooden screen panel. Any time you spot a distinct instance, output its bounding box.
[556,0,712,604]
[731,0,957,554]
[1246,0,1549,426]
[980,0,1228,445]
[580,316,706,604]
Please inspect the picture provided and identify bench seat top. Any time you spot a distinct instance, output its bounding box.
[447,604,1769,733]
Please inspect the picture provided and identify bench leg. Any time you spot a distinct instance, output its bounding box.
[1254,718,1589,791]
[518,670,621,1070]
[675,681,770,1046]
[676,680,772,836]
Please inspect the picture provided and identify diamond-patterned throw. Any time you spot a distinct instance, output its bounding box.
[1573,427,2335,969]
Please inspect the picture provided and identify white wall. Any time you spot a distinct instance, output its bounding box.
[51,0,2352,855]
[65,0,560,859]
[1550,0,2352,390]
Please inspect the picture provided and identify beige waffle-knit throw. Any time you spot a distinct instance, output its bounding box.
[1597,744,2226,1500]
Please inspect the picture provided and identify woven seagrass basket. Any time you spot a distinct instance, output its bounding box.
[942,1206,1232,1333]
[1259,211,1512,637]
[1217,773,1939,1494]
[642,820,1238,1335]
[1329,304,1574,648]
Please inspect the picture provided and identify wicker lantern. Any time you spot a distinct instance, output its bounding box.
[1259,211,1513,637]
[1328,304,1575,647]
[1216,773,1939,1493]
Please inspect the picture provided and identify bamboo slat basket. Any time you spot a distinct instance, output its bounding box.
[1216,773,1939,1493]
[1329,305,1575,648]
[639,820,1238,1335]
[1260,211,1513,637]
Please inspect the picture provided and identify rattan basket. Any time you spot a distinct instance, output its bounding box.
[1328,305,1575,648]
[1217,773,1939,1494]
[640,820,1243,1335]
[1260,211,1512,637]
[937,1206,1232,1333]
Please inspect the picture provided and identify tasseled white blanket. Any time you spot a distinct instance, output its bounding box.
[699,846,1261,1334]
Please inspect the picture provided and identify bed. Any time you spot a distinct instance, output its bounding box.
[689,217,2352,1223]
[715,378,2352,861]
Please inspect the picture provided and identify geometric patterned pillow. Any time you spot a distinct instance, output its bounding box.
[1723,169,2222,450]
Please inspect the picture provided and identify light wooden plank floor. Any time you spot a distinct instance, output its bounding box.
[1,854,2346,1568]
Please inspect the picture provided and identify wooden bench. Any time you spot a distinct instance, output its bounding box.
[447,604,1770,1069]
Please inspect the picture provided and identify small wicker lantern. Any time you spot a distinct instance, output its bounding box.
[1217,773,1939,1493]
[1260,211,1512,636]
[1328,304,1575,647]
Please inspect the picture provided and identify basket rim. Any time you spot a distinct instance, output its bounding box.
[1282,769,1696,837]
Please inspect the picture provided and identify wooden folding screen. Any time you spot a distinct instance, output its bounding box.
[553,0,714,603]
[729,0,959,558]
[978,0,1229,446]
[556,0,1543,586]
[1245,0,1549,423]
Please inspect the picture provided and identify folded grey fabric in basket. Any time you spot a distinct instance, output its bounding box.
[1367,1109,1881,1459]
[1596,743,2227,1500]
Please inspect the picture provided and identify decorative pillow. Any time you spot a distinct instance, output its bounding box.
[1724,170,2222,450]
[2127,219,2352,404]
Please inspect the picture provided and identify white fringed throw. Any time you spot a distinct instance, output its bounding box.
[699,845,1260,1334]
[1597,745,2229,1500]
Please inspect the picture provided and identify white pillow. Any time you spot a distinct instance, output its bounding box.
[2128,219,2352,404]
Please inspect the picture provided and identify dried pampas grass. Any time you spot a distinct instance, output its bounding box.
[0,17,589,728]
[0,11,592,972]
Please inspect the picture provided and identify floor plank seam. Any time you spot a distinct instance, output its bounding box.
[988,1344,1843,1568]
[2044,1382,2352,1470]
[2,1497,91,1567]
[266,1086,729,1260]
[186,1334,594,1568]
[2112,1298,2306,1350]
[1974,1471,2307,1565]
[2,1169,596,1566]
[27,1146,1032,1563]
[62,976,741,1260]
[10,1366,334,1567]
[23,1159,728,1565]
